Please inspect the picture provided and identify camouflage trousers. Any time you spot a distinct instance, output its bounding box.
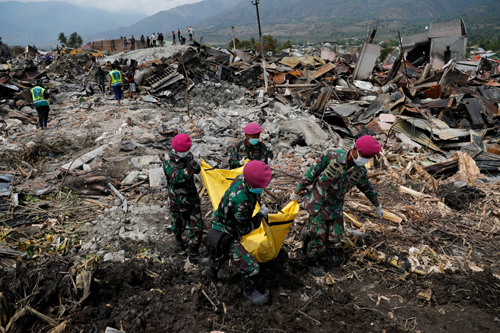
[305,212,344,263]
[210,238,260,288]
[170,205,203,249]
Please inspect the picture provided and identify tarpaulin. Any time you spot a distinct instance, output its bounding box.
[200,159,299,263]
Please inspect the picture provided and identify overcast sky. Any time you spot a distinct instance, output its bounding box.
[1,0,201,15]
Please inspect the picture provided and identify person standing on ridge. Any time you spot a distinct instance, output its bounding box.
[188,26,194,41]
[140,35,145,48]
[130,35,135,51]
[290,135,384,276]
[172,31,176,45]
[227,122,273,169]
[162,133,209,265]
[123,37,128,51]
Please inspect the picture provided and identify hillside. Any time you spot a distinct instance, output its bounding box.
[85,0,240,42]
[0,1,146,46]
[192,0,499,45]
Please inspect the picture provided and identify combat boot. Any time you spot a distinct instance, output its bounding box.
[201,267,218,282]
[306,261,325,277]
[189,247,210,265]
[174,234,186,249]
[243,286,268,306]
[301,230,311,255]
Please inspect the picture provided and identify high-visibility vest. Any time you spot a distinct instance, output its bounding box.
[109,70,122,87]
[31,86,48,108]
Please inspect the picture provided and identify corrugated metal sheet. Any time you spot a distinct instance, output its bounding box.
[422,99,451,108]
[464,98,485,126]
[392,121,441,151]
[429,19,466,38]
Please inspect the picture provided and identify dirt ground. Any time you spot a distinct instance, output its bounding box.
[1,230,499,333]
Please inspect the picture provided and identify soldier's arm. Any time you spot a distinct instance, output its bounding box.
[294,153,330,193]
[187,154,201,175]
[262,144,273,164]
[227,144,240,169]
[233,201,262,237]
[164,161,194,184]
[356,173,380,207]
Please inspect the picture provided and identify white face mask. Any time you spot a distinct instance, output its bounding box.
[351,151,370,166]
[176,151,189,158]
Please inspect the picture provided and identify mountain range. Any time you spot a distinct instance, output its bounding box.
[0,1,146,46]
[193,0,500,44]
[85,0,240,41]
[1,0,499,48]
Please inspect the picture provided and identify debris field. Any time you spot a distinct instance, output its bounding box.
[0,20,500,333]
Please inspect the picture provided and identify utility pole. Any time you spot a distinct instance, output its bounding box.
[252,0,268,90]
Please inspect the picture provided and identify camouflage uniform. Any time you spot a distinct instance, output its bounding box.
[227,139,272,169]
[295,149,379,263]
[162,151,203,249]
[210,174,264,288]
[95,68,106,93]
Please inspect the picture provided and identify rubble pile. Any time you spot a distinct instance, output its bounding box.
[0,19,500,332]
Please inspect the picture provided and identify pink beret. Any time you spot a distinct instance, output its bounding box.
[172,133,192,152]
[243,161,272,188]
[244,122,262,135]
[356,135,381,157]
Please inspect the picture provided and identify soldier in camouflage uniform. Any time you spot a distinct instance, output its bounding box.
[202,160,271,305]
[162,133,209,265]
[290,135,384,276]
[227,122,273,169]
[95,66,106,94]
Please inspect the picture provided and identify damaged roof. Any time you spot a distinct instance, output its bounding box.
[429,19,467,38]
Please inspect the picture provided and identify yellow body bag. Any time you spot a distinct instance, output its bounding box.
[200,160,299,263]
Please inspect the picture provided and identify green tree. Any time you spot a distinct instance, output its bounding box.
[229,38,240,49]
[58,32,67,45]
[281,40,293,50]
[250,37,256,45]
[262,35,277,54]
[67,32,83,48]
[238,40,253,49]
[380,47,394,62]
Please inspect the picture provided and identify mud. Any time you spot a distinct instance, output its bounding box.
[1,244,499,333]
[438,183,485,211]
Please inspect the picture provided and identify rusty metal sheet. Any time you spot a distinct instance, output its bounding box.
[312,63,335,79]
[359,117,382,135]
[272,72,286,84]
[288,69,303,78]
[19,70,45,81]
[486,144,500,156]
[422,84,441,99]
